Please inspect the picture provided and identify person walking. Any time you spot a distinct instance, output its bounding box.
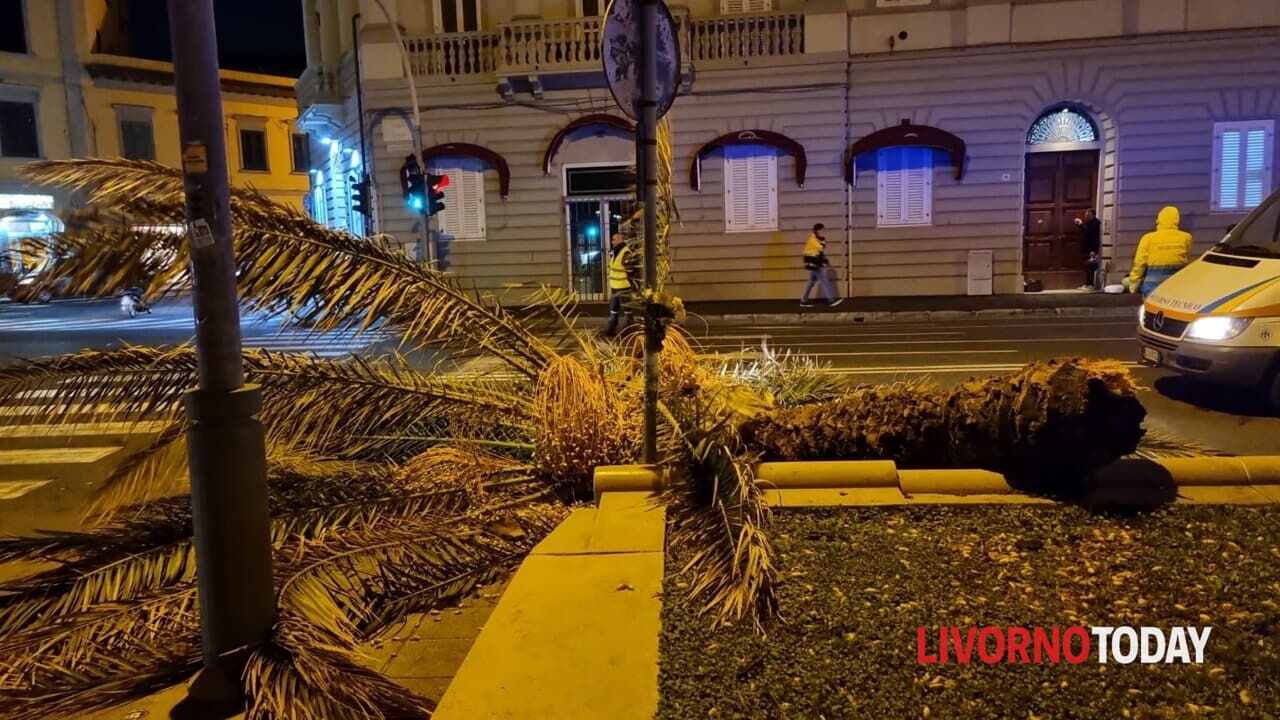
[1074,208,1103,290]
[1127,206,1193,298]
[604,232,638,337]
[800,223,842,308]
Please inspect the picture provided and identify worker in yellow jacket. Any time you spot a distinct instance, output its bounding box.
[1127,206,1193,297]
[604,232,639,337]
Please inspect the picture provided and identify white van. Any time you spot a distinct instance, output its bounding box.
[1137,188,1280,409]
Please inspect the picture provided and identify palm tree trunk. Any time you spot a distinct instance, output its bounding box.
[740,359,1146,490]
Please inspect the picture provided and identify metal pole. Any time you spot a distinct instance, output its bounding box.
[371,0,434,265]
[167,0,276,714]
[639,0,661,464]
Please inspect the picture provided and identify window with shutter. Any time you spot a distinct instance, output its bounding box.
[433,164,487,241]
[720,0,773,13]
[1212,120,1275,212]
[723,146,778,232]
[876,146,933,227]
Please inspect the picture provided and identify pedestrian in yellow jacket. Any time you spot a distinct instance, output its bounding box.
[1127,206,1193,297]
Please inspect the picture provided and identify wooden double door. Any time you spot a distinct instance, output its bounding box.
[1023,150,1099,290]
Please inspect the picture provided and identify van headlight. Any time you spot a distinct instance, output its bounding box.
[1185,316,1251,341]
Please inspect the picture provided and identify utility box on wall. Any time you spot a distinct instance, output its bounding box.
[967,250,993,295]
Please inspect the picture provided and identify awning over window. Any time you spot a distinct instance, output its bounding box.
[542,114,635,176]
[690,129,807,192]
[845,119,966,184]
[422,142,512,198]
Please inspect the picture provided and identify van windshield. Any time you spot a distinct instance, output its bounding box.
[1215,192,1280,259]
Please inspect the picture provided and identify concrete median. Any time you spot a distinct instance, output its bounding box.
[592,455,1280,506]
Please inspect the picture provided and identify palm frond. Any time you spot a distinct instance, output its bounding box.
[21,158,560,379]
[275,503,563,641]
[84,421,190,520]
[252,352,534,458]
[0,345,534,464]
[0,584,201,715]
[245,614,434,720]
[1131,428,1228,458]
[512,284,598,359]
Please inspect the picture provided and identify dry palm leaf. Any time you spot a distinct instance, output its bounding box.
[21,158,558,379]
[0,583,202,720]
[246,613,434,720]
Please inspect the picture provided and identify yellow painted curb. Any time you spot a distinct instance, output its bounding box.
[593,464,663,501]
[1153,457,1251,486]
[898,469,1014,495]
[756,460,899,489]
[1240,457,1280,485]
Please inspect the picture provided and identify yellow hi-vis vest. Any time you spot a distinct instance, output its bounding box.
[609,245,633,291]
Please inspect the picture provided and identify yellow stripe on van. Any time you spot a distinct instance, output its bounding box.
[1212,276,1280,313]
[1228,302,1280,319]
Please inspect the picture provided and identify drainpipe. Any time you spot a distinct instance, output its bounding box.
[55,0,90,164]
[352,12,371,233]
[843,55,853,298]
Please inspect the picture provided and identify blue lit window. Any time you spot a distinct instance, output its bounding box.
[1027,107,1097,145]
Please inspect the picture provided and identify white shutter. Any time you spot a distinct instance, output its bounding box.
[458,169,486,240]
[434,166,487,241]
[1213,120,1275,212]
[877,146,933,227]
[724,155,753,231]
[721,0,772,13]
[724,151,777,232]
[877,148,904,226]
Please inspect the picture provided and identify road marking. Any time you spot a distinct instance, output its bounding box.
[0,479,52,500]
[705,349,1020,358]
[746,319,1137,330]
[697,335,1137,349]
[822,361,1145,376]
[695,331,965,340]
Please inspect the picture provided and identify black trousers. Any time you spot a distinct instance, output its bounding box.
[605,291,635,336]
[1084,256,1100,287]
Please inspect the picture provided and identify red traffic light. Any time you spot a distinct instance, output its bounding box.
[432,174,450,190]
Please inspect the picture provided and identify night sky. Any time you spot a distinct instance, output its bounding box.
[124,0,306,77]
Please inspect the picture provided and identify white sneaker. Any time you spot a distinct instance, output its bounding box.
[829,298,844,308]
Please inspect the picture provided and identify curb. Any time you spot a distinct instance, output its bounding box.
[576,304,1140,327]
[593,456,1280,505]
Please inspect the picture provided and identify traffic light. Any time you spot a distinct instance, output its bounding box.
[350,174,372,219]
[400,155,426,212]
[425,173,449,217]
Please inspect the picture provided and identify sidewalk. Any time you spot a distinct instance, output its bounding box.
[564,290,1141,324]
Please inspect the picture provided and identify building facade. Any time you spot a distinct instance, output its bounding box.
[297,0,1280,301]
[1,0,311,278]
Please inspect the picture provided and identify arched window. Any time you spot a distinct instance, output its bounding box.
[1027,107,1098,145]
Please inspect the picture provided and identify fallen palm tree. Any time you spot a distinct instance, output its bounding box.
[0,158,1186,719]
[740,358,1148,490]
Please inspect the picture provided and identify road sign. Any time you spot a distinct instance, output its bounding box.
[602,0,680,121]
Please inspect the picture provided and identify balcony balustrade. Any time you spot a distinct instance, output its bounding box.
[400,11,804,81]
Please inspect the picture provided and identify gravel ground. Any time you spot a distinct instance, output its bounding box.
[659,505,1280,720]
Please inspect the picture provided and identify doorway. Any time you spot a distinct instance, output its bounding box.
[1023,149,1099,290]
[566,198,637,302]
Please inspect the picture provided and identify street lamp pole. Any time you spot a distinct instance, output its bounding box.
[166,0,276,714]
[639,0,661,464]
[370,0,435,265]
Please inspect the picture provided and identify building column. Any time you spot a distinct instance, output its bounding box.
[303,0,322,67]
[319,0,343,68]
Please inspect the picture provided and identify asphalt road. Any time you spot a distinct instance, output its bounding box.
[0,295,403,363]
[680,314,1280,457]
